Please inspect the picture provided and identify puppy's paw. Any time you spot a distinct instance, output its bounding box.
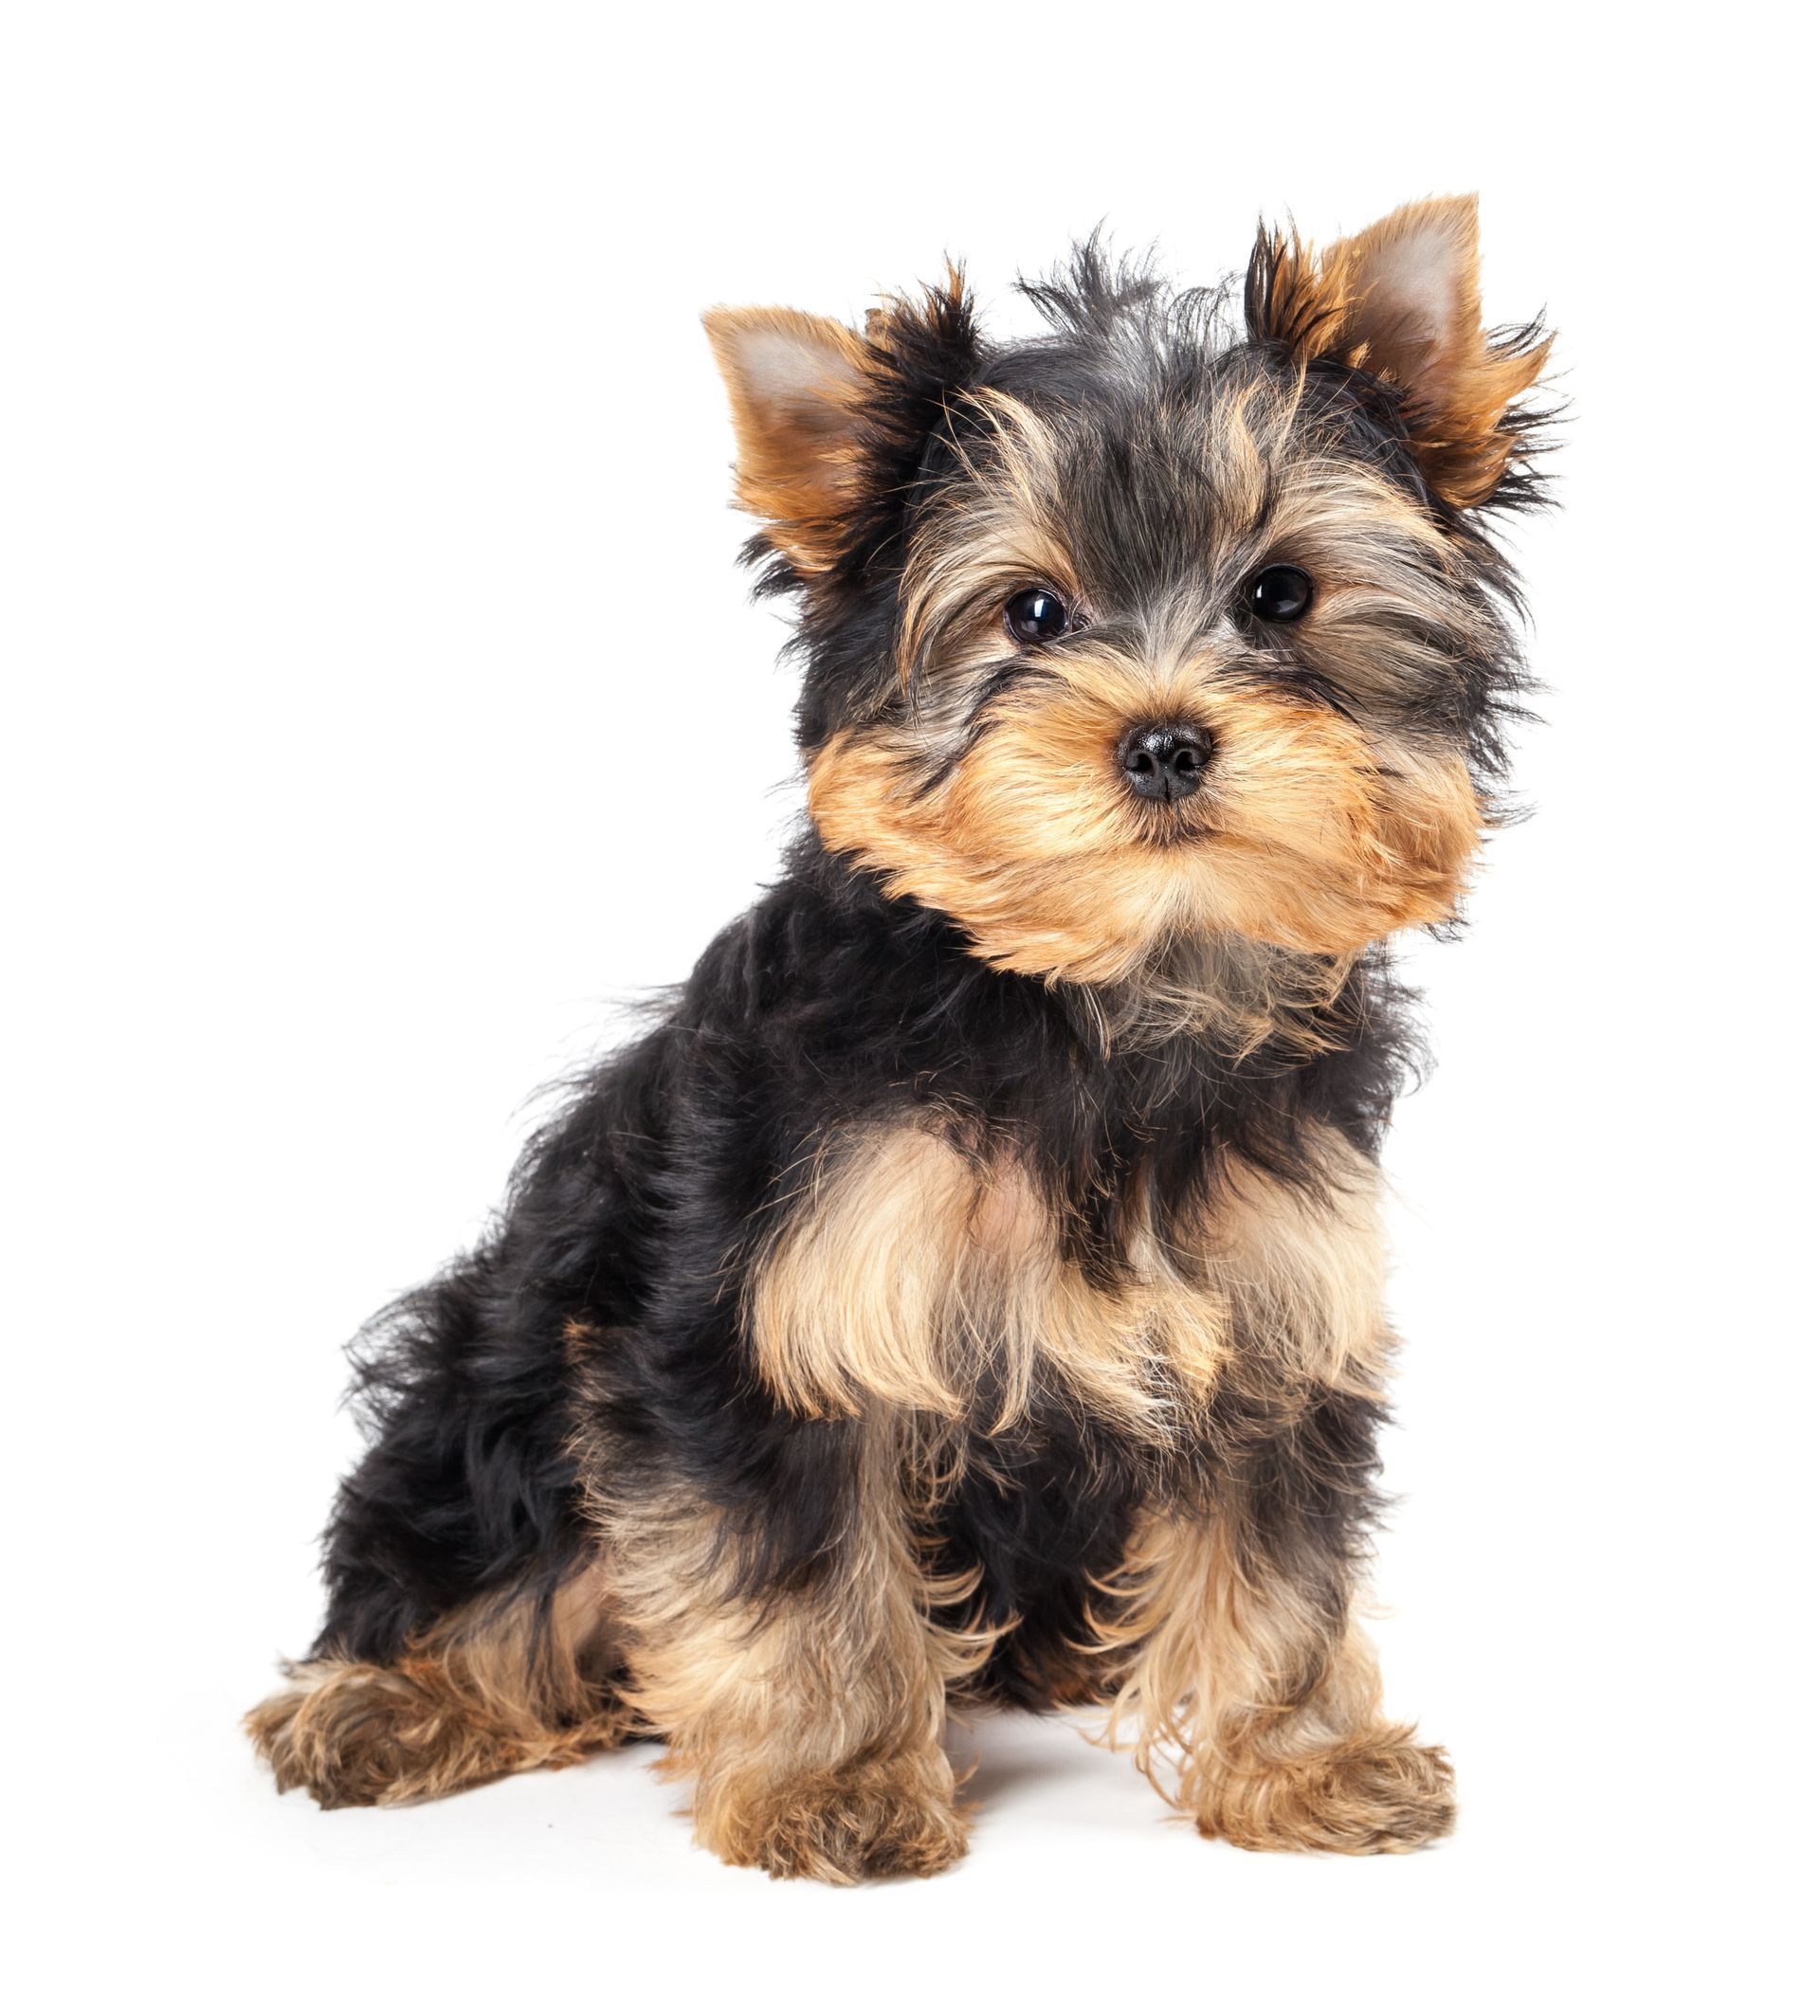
[707,1758,969,1883]
[246,1657,626,1808]
[1196,1731,1455,1855]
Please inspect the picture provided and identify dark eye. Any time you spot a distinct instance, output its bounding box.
[1244,565,1315,625]
[1005,587,1072,645]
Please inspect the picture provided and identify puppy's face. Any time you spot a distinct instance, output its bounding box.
[707,199,1550,988]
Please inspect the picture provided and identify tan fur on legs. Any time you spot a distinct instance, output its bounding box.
[594,1432,996,1882]
[246,1565,629,1808]
[1095,1510,1454,1854]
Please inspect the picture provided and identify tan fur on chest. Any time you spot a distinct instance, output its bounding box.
[744,1123,1387,1436]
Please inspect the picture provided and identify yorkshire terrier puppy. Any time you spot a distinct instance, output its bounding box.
[249,196,1554,1880]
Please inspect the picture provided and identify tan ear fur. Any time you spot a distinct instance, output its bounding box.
[701,306,871,572]
[1248,195,1551,507]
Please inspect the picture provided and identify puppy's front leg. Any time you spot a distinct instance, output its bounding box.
[603,1440,975,1883]
[1105,1406,1455,1854]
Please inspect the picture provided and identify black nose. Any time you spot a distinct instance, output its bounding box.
[1117,721,1213,803]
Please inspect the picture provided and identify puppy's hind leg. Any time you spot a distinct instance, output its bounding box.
[250,1240,634,1806]
[247,1565,632,1808]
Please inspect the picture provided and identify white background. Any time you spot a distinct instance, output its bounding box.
[5,5,1812,2011]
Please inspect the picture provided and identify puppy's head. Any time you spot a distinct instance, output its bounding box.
[705,198,1552,991]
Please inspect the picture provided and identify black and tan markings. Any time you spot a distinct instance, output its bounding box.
[249,196,1550,1876]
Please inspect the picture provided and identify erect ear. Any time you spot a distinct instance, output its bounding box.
[701,306,873,575]
[705,271,980,580]
[1246,195,1551,508]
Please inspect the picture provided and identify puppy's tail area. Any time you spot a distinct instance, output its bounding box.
[314,1233,596,1666]
[246,1567,634,1808]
